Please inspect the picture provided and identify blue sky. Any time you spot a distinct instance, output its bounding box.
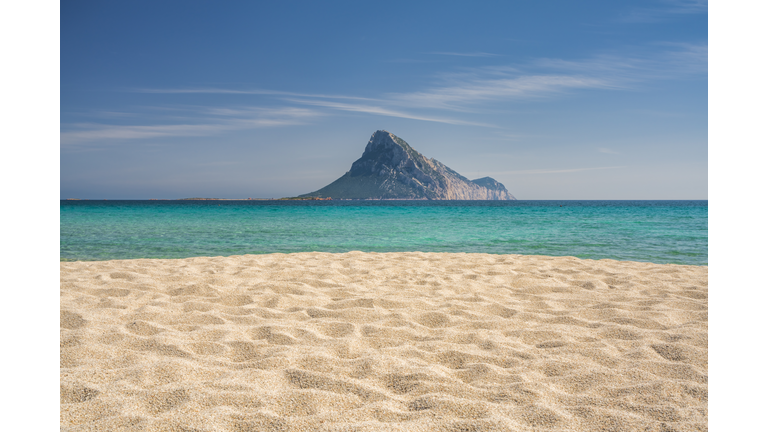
[60,0,707,199]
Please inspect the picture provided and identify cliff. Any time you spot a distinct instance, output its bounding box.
[300,130,516,200]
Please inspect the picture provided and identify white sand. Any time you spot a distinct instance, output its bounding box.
[61,252,707,431]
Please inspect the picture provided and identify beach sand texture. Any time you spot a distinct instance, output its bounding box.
[61,252,707,431]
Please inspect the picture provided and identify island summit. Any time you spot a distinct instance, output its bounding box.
[300,130,516,200]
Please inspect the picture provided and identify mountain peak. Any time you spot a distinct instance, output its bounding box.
[301,131,515,200]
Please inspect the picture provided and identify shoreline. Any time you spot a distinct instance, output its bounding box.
[61,252,707,431]
[60,252,709,267]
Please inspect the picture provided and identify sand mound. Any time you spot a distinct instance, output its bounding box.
[61,252,707,431]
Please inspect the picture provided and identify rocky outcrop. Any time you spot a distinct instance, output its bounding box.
[300,130,516,200]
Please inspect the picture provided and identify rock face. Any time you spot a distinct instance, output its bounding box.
[300,130,516,200]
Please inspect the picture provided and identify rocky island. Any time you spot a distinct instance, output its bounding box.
[300,130,516,200]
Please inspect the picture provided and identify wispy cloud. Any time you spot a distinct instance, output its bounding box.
[389,75,616,110]
[203,106,319,118]
[534,43,707,80]
[665,0,708,13]
[71,43,706,145]
[384,43,704,111]
[61,106,322,147]
[132,43,706,117]
[137,87,377,102]
[62,123,234,142]
[283,98,496,127]
[619,0,707,23]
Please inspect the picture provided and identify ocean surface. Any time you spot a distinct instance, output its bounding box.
[60,200,707,265]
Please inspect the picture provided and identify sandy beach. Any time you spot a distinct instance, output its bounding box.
[61,252,707,431]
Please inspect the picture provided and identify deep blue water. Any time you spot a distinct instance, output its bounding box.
[60,200,707,265]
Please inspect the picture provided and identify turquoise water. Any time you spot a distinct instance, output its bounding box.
[60,200,707,265]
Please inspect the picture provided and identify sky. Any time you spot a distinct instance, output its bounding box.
[60,0,708,199]
[9,2,768,427]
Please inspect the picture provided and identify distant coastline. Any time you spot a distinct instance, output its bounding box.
[62,197,429,201]
[177,198,274,201]
[62,197,330,201]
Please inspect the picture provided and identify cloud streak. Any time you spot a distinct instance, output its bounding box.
[389,75,616,110]
[61,106,322,146]
[132,43,706,118]
[405,43,705,110]
[534,43,707,80]
[619,0,707,23]
[283,98,496,127]
[67,43,707,146]
[137,87,376,101]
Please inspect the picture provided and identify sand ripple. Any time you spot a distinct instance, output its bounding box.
[61,252,707,431]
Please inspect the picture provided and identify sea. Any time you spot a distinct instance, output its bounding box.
[60,200,708,265]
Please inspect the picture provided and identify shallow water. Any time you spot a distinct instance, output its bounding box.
[60,200,707,265]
